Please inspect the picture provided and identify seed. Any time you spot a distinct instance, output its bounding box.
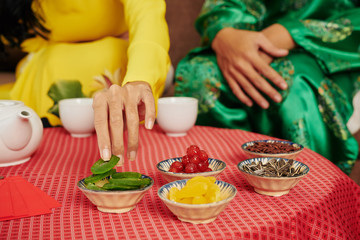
[242,158,304,177]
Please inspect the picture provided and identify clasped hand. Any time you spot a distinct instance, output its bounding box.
[212,27,289,109]
[92,81,155,166]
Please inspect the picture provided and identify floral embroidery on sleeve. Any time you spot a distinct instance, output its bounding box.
[318,78,352,140]
[301,18,353,42]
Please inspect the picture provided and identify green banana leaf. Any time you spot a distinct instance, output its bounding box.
[47,80,86,117]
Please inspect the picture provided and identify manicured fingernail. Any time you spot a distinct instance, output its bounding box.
[274,95,282,103]
[102,149,111,161]
[261,101,269,109]
[145,119,154,130]
[116,155,124,167]
[280,82,288,90]
[129,151,136,161]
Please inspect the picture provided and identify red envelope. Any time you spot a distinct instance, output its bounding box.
[0,176,61,221]
[12,176,61,208]
[0,182,22,219]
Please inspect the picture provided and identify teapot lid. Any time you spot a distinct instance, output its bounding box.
[0,100,24,106]
[0,100,25,109]
[0,101,26,120]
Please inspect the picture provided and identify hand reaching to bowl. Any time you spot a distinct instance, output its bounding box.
[211,27,289,109]
[92,81,155,166]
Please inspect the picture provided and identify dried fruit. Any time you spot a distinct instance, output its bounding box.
[198,150,208,162]
[169,161,184,172]
[245,141,300,154]
[168,176,222,204]
[168,145,212,173]
[197,161,209,172]
[185,163,198,173]
[169,187,180,201]
[182,155,190,165]
[187,145,200,157]
[190,155,201,165]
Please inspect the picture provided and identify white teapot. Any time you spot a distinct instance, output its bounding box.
[0,100,43,167]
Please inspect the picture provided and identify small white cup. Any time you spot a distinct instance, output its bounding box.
[59,98,95,138]
[157,97,198,137]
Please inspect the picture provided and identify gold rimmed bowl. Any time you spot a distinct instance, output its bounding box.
[237,157,310,196]
[158,179,237,224]
[156,157,226,183]
[77,174,154,213]
[241,140,304,160]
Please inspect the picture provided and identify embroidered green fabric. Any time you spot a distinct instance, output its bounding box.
[174,0,360,174]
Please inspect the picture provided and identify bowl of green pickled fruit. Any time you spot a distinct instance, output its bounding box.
[77,155,153,213]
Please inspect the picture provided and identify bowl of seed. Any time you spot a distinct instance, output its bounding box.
[241,140,304,160]
[237,157,309,196]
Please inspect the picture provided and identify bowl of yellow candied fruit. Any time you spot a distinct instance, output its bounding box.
[157,176,237,224]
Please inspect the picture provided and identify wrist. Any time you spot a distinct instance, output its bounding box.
[212,28,250,52]
[212,28,229,51]
[262,24,296,50]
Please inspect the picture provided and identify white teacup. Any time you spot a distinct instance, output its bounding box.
[157,97,198,137]
[59,98,95,138]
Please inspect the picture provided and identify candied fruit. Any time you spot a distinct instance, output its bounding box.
[192,196,207,204]
[168,145,212,173]
[177,182,208,199]
[167,176,221,204]
[178,197,193,204]
[205,184,221,203]
[94,178,109,187]
[168,187,180,201]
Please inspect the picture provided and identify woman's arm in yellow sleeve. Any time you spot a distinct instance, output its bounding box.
[120,0,170,100]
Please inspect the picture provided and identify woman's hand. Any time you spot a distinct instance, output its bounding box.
[262,24,296,51]
[92,81,155,166]
[212,28,289,108]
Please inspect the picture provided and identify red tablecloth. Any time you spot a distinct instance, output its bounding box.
[0,125,359,240]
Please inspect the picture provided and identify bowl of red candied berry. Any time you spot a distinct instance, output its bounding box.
[156,145,227,183]
[241,140,304,160]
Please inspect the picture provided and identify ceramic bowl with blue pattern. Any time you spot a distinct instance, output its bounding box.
[77,174,153,213]
[237,157,309,196]
[241,139,304,160]
[158,179,237,224]
[156,157,226,183]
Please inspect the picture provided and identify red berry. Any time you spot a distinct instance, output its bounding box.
[184,163,198,173]
[190,155,201,165]
[170,161,183,172]
[187,145,200,157]
[197,161,209,172]
[198,150,208,162]
[169,166,183,173]
[182,155,190,165]
[204,167,212,172]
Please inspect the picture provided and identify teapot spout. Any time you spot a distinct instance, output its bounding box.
[19,110,32,119]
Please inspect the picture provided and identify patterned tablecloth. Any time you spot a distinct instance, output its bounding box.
[0,125,359,240]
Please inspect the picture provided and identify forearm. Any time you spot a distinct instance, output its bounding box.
[196,0,262,46]
[121,0,170,99]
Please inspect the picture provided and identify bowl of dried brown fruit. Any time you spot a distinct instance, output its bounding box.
[241,140,304,160]
[237,157,309,196]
